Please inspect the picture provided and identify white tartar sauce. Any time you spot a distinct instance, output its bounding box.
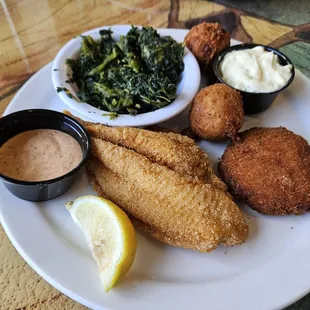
[219,46,292,93]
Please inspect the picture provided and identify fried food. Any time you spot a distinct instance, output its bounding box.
[218,127,310,215]
[184,22,230,66]
[87,138,248,252]
[190,84,244,141]
[63,110,228,192]
[87,158,210,250]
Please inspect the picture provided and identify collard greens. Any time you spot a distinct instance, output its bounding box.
[64,26,185,115]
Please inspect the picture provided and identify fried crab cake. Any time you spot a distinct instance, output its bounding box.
[184,22,230,66]
[218,127,310,215]
[190,84,244,141]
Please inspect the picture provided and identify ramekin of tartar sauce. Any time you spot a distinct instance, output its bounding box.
[0,109,90,201]
[213,44,295,114]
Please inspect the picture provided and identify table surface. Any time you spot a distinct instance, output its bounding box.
[0,1,309,309]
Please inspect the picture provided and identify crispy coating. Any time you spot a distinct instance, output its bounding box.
[184,22,230,66]
[190,84,244,141]
[63,110,228,191]
[86,124,209,180]
[218,127,310,215]
[87,165,181,247]
[88,138,248,252]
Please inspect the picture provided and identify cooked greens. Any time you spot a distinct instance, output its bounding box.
[63,26,184,115]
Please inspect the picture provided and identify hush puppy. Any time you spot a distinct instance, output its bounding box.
[185,22,230,66]
[189,84,244,140]
[218,127,310,215]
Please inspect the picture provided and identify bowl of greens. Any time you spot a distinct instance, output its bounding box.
[52,25,200,127]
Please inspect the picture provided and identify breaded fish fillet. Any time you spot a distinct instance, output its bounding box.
[64,110,227,192]
[89,138,248,252]
[87,158,208,250]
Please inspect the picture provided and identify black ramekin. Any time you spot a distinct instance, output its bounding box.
[0,109,90,201]
[213,44,295,114]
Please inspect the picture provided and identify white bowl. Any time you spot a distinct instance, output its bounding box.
[52,25,200,127]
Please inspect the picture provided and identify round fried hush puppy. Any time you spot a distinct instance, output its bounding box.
[218,127,310,215]
[184,22,230,66]
[189,84,244,141]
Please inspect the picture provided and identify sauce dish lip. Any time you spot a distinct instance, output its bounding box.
[0,109,90,188]
[213,43,295,95]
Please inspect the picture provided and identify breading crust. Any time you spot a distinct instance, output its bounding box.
[184,22,230,66]
[87,158,210,250]
[189,84,244,140]
[219,127,310,215]
[63,110,228,191]
[88,138,248,252]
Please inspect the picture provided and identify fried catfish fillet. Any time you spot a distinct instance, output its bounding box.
[64,110,227,191]
[87,138,248,252]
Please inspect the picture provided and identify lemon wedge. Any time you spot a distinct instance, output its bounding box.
[65,195,137,291]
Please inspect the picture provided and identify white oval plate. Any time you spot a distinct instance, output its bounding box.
[52,25,200,127]
[1,30,310,310]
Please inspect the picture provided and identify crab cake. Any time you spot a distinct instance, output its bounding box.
[184,22,230,66]
[189,84,244,141]
[218,127,310,215]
